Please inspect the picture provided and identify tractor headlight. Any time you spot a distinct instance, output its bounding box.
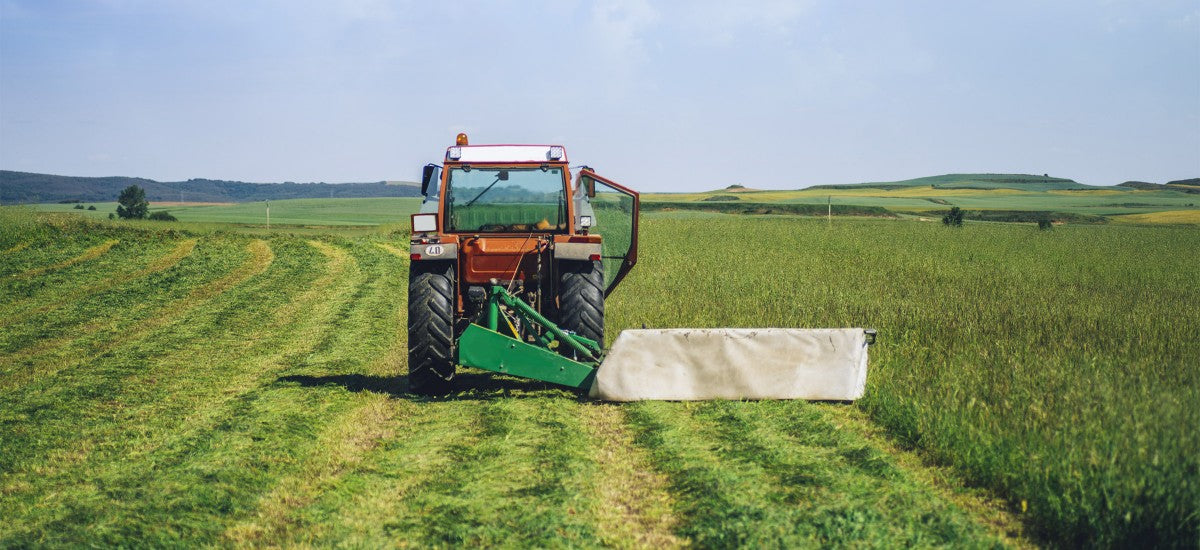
[412,213,438,233]
[447,146,462,160]
[579,215,593,228]
[548,146,564,160]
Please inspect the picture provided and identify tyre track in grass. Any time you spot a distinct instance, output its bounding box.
[816,403,1030,547]
[1,240,32,255]
[399,397,598,547]
[219,241,412,544]
[121,239,401,542]
[580,403,683,549]
[0,239,273,388]
[0,240,365,545]
[289,399,473,546]
[623,401,801,548]
[625,401,1010,548]
[694,400,1011,547]
[290,393,601,547]
[0,238,281,468]
[7,239,118,280]
[217,241,420,545]
[220,395,398,545]
[0,236,101,278]
[0,238,198,330]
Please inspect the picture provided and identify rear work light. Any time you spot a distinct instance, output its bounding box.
[447,146,462,160]
[412,213,438,233]
[548,146,564,160]
[579,215,593,228]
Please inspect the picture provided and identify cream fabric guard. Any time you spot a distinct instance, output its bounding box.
[589,328,870,401]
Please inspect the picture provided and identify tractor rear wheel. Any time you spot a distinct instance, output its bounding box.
[408,261,455,396]
[558,260,604,351]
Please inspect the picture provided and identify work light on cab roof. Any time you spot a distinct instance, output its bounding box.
[404,134,874,401]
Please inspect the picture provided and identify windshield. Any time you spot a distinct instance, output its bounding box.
[446,167,567,232]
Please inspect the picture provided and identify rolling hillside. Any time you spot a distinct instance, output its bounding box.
[0,171,422,204]
[640,173,1199,221]
[809,173,1098,191]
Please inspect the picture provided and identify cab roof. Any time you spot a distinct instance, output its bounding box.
[445,144,567,164]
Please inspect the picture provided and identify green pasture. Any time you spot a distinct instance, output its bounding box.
[27,181,1200,227]
[34,198,425,226]
[641,186,1199,217]
[1,209,1196,547]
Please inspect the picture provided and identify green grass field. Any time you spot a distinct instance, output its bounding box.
[1,209,1196,547]
[28,173,1200,228]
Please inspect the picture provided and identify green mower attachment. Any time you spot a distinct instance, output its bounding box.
[455,286,875,401]
[456,285,602,390]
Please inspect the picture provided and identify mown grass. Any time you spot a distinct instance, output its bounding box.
[2,209,1194,547]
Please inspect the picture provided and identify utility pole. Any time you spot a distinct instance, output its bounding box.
[266,200,270,229]
[827,195,832,226]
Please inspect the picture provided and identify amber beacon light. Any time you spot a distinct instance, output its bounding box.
[456,133,469,146]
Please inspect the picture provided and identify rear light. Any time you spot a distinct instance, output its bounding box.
[548,146,564,160]
[447,146,462,160]
[589,254,601,261]
[412,213,438,232]
[410,253,421,261]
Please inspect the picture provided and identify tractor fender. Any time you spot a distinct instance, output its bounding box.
[553,242,601,261]
[410,242,458,261]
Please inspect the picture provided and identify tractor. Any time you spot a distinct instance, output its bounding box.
[406,134,637,396]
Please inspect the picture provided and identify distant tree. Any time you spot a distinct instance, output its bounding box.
[108,213,115,220]
[87,205,96,210]
[942,206,964,227]
[73,204,84,209]
[148,210,177,221]
[1038,218,1054,230]
[116,185,149,219]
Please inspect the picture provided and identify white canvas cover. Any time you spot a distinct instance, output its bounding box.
[589,328,869,401]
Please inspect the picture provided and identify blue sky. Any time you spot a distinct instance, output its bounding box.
[1,1,1197,191]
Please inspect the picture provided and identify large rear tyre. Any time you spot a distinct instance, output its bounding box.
[408,261,455,396]
[558,260,604,352]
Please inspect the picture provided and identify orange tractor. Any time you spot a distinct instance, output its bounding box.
[407,133,638,395]
[407,134,874,400]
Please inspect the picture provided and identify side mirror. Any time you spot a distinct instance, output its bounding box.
[421,164,437,196]
[498,170,509,181]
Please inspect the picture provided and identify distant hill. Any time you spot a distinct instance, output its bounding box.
[807,173,1097,192]
[0,171,422,204]
[1118,178,1200,194]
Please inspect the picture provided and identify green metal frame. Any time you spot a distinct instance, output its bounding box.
[456,285,602,390]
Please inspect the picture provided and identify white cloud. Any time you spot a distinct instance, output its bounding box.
[676,0,813,43]
[588,0,659,63]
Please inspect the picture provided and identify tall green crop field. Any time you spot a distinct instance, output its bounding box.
[1,209,1195,547]
[608,215,1198,547]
